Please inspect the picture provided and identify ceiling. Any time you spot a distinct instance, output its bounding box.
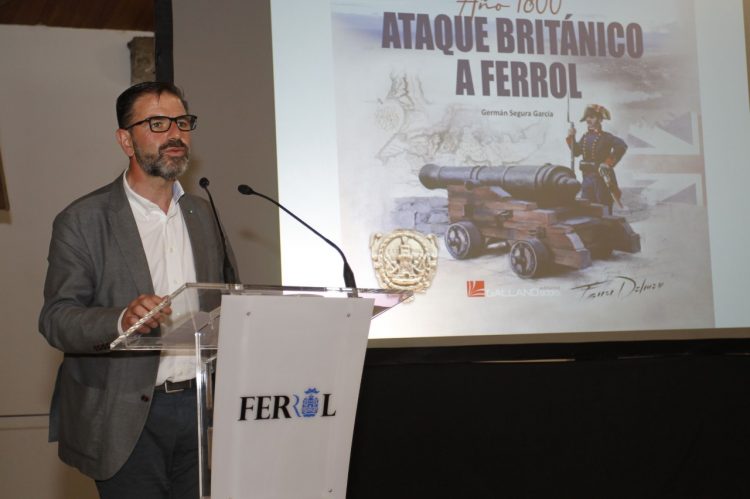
[0,0,154,31]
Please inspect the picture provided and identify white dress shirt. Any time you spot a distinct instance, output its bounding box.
[122,171,197,385]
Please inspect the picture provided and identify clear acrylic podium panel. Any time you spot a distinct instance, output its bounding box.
[109,282,410,351]
[109,283,411,498]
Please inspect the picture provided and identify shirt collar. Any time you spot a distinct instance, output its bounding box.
[122,170,185,217]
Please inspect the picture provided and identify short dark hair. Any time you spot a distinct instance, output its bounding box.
[116,81,189,129]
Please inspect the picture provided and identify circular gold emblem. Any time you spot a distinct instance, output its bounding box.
[370,229,438,293]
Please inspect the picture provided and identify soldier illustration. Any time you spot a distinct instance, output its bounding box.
[566,104,627,213]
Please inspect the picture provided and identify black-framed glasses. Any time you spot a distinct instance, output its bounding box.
[124,114,198,133]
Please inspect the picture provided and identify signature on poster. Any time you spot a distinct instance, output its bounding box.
[571,276,665,301]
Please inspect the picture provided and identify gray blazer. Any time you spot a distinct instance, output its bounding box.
[39,174,231,480]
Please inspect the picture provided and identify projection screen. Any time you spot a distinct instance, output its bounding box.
[270,0,749,343]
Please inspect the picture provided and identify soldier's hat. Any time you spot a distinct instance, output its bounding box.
[580,104,611,122]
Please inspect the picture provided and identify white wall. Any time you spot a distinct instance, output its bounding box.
[0,24,151,498]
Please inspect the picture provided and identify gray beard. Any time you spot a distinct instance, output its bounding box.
[133,144,189,181]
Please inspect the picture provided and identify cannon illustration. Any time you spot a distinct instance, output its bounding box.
[419,164,640,278]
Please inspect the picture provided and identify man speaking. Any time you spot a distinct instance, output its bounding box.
[39,81,234,498]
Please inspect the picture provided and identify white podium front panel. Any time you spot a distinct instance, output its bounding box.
[210,294,374,499]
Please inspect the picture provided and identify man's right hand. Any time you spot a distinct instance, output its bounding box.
[121,294,172,333]
[567,125,576,138]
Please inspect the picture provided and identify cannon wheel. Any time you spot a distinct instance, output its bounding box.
[445,221,483,260]
[509,238,550,278]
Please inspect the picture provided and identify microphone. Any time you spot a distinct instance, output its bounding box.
[237,184,357,290]
[199,177,238,284]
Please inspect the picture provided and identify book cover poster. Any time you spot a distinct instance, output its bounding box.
[329,0,713,336]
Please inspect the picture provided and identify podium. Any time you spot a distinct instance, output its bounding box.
[109,283,410,499]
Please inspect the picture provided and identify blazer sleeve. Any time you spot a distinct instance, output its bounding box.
[38,210,123,354]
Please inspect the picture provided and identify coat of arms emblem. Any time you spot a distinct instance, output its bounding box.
[370,229,438,293]
[301,387,320,418]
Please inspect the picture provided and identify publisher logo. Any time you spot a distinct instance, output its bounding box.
[466,281,561,298]
[467,280,486,297]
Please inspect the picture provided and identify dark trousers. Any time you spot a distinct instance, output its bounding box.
[95,386,199,499]
[581,172,613,214]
